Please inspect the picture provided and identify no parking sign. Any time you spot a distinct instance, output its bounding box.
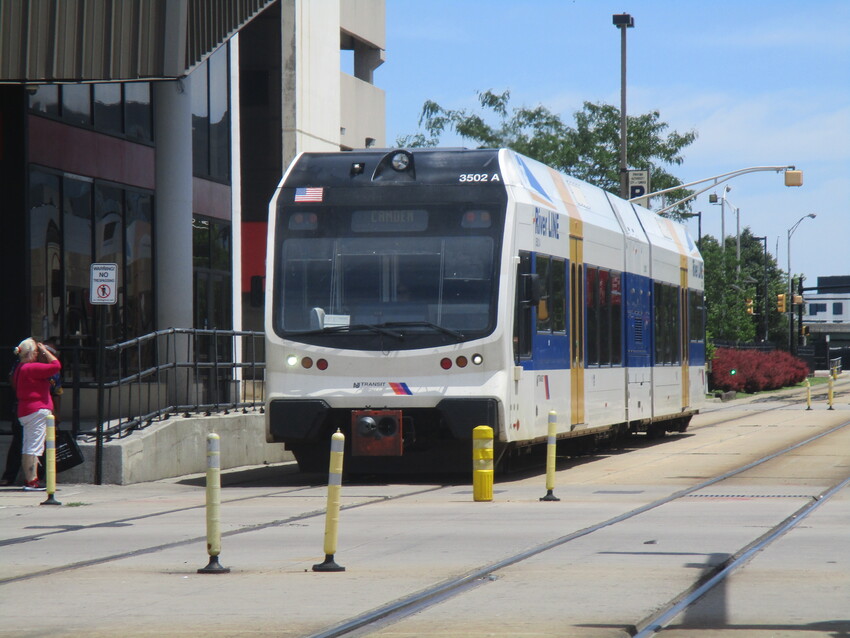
[90,263,117,305]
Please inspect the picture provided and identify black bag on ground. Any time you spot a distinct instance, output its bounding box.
[54,429,85,472]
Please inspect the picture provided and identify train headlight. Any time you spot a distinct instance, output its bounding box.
[286,354,298,367]
[471,353,483,365]
[391,152,411,171]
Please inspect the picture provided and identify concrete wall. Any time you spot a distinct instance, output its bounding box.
[49,412,291,485]
[340,73,385,149]
[340,0,385,49]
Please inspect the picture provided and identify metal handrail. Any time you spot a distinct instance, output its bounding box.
[94,328,266,440]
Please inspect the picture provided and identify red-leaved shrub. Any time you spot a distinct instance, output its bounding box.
[710,348,809,393]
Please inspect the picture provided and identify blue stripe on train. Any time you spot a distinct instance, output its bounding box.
[517,271,707,370]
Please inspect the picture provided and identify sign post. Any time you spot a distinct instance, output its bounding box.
[90,263,117,485]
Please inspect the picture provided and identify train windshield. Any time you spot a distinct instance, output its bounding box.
[273,203,504,350]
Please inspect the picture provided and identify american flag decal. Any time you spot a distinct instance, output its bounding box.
[294,187,323,202]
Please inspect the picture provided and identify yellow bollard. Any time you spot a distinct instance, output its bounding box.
[540,411,560,502]
[313,429,346,572]
[805,378,812,411]
[198,433,229,573]
[828,374,835,410]
[472,425,494,502]
[41,415,61,506]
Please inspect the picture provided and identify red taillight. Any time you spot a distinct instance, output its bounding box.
[317,358,328,370]
[440,357,452,370]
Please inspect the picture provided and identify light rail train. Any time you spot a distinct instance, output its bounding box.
[264,148,705,473]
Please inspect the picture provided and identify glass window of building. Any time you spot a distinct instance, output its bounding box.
[192,217,232,330]
[28,85,59,116]
[94,83,123,134]
[192,63,210,177]
[29,171,61,339]
[95,184,125,342]
[63,177,94,343]
[124,82,153,142]
[27,168,154,358]
[192,45,231,181]
[208,47,230,180]
[125,190,155,337]
[61,84,92,126]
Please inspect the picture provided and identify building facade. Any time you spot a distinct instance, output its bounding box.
[0,0,386,364]
[802,276,850,369]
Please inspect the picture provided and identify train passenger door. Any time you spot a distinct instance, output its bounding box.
[570,236,584,426]
[679,266,690,408]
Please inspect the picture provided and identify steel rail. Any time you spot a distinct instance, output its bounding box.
[633,473,850,637]
[306,417,850,638]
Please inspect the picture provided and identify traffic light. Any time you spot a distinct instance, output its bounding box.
[777,293,786,313]
[746,298,754,315]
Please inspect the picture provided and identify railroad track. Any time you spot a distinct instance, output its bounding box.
[2,393,847,637]
[306,415,850,638]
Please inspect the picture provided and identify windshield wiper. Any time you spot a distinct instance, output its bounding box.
[380,321,465,340]
[294,323,404,339]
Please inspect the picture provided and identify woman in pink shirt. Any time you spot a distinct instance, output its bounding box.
[12,338,61,491]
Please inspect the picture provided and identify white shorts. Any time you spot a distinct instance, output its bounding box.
[20,409,51,456]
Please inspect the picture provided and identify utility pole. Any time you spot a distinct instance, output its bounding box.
[613,13,634,200]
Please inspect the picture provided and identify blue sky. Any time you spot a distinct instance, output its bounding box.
[379,0,850,289]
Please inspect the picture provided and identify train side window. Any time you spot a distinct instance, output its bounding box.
[611,271,623,364]
[599,269,611,364]
[535,255,551,333]
[586,267,599,365]
[688,289,705,342]
[654,282,681,365]
[551,259,566,333]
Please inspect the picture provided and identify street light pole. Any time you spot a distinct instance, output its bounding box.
[787,213,816,351]
[634,165,802,215]
[755,235,768,341]
[613,13,634,200]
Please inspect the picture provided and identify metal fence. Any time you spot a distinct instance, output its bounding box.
[94,328,266,440]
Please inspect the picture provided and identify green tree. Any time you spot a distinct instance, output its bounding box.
[701,228,787,345]
[398,89,697,218]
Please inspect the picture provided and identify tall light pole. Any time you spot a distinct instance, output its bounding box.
[613,13,634,200]
[635,165,802,215]
[755,235,769,341]
[708,185,732,253]
[787,213,816,350]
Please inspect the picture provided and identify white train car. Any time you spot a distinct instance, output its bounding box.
[264,148,705,473]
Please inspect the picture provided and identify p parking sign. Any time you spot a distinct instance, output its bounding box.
[628,170,650,207]
[90,263,118,305]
